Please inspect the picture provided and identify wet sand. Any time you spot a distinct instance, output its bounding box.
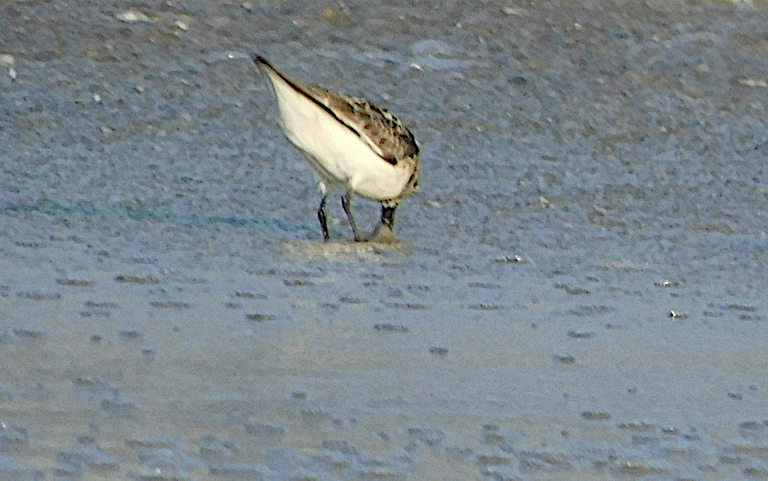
[1,0,768,479]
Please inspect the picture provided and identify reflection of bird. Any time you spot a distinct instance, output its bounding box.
[253,55,420,243]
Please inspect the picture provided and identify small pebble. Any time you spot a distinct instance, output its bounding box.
[497,254,524,264]
[670,310,687,320]
[554,353,576,364]
[321,8,337,21]
[116,10,152,23]
[738,77,768,88]
[581,411,611,421]
[568,330,593,339]
[428,347,449,356]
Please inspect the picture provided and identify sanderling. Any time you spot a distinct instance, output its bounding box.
[253,55,420,243]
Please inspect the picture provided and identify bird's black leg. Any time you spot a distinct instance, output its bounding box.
[381,205,397,230]
[317,196,330,241]
[341,192,363,241]
[366,205,397,244]
[363,203,398,243]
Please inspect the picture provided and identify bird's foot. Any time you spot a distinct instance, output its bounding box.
[358,223,398,244]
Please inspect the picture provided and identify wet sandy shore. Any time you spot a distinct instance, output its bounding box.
[1,0,768,479]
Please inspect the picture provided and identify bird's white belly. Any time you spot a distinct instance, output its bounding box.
[273,83,410,201]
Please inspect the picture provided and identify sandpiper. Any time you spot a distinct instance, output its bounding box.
[253,55,420,243]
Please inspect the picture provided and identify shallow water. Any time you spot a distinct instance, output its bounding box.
[1,0,768,479]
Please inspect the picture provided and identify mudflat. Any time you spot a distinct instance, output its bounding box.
[1,1,767,479]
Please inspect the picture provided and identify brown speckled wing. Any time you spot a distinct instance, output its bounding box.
[254,54,418,168]
[300,85,420,166]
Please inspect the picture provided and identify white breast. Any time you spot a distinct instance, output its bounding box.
[265,71,411,202]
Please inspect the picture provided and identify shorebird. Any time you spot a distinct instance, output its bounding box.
[253,55,420,243]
